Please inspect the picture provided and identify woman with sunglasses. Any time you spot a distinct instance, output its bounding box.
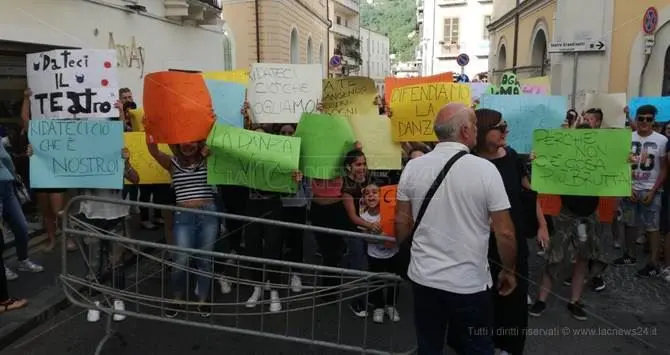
[460,109,548,355]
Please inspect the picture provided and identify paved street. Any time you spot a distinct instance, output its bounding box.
[2,213,670,355]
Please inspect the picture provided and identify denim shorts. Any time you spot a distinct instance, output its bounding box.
[621,189,662,231]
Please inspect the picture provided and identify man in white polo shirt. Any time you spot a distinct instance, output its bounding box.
[395,103,517,355]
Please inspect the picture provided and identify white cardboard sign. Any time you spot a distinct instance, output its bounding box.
[26,49,119,119]
[248,63,322,123]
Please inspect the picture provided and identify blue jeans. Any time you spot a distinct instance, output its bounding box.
[621,189,662,231]
[171,202,219,301]
[413,282,494,355]
[0,181,29,261]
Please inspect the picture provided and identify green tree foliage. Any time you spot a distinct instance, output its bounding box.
[360,0,418,62]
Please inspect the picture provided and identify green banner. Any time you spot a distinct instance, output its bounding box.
[206,124,301,193]
[532,128,632,196]
[295,112,356,179]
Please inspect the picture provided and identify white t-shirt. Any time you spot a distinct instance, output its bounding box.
[361,211,398,259]
[631,131,667,191]
[397,142,511,294]
[78,189,130,220]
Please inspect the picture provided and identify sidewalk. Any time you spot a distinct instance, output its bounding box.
[0,217,163,349]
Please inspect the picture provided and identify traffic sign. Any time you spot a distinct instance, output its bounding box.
[456,74,469,83]
[329,55,342,68]
[456,53,469,66]
[643,7,658,34]
[548,40,606,53]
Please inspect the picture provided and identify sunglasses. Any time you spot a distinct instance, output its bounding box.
[490,121,508,132]
[637,115,655,123]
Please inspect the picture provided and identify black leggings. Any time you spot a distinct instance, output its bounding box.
[368,253,404,308]
[309,201,350,286]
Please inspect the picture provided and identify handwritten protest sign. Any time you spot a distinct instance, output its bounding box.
[205,80,246,127]
[322,76,378,117]
[295,113,355,179]
[29,120,124,188]
[207,124,301,193]
[479,95,567,153]
[520,76,550,95]
[248,63,322,124]
[390,83,471,142]
[380,185,397,238]
[584,93,627,128]
[384,72,453,104]
[128,108,144,131]
[349,116,401,170]
[522,85,547,95]
[26,49,118,119]
[143,71,215,144]
[538,193,618,221]
[629,96,670,122]
[532,129,632,196]
[469,82,487,102]
[202,70,249,85]
[124,132,171,184]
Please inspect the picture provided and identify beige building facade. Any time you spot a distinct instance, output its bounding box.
[222,0,330,73]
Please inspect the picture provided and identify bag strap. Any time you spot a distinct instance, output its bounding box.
[407,150,468,242]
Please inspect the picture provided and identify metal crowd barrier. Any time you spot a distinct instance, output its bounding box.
[61,196,414,355]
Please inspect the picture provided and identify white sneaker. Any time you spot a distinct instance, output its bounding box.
[385,306,400,322]
[269,290,281,313]
[194,283,199,297]
[112,300,126,322]
[4,267,18,281]
[245,286,262,308]
[18,259,44,273]
[527,295,532,305]
[290,275,303,293]
[661,267,670,282]
[372,308,385,323]
[141,221,157,230]
[218,277,232,294]
[87,301,101,323]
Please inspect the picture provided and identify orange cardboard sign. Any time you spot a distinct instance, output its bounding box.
[380,185,397,246]
[538,194,561,216]
[143,71,215,144]
[539,194,616,223]
[384,72,454,104]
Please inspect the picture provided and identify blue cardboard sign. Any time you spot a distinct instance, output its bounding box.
[29,119,124,189]
[205,79,246,127]
[629,96,670,122]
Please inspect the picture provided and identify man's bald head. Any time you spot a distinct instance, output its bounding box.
[433,103,475,142]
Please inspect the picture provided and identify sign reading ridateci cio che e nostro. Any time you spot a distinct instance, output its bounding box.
[26,49,119,119]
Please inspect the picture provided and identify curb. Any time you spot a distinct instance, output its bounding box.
[0,236,164,350]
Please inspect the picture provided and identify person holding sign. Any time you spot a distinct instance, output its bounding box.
[20,88,70,252]
[146,137,219,318]
[470,109,549,355]
[614,105,668,278]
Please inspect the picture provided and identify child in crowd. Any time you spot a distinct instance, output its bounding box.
[360,184,401,324]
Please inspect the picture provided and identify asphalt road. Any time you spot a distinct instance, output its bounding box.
[3,216,670,355]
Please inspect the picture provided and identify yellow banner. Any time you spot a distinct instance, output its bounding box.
[322,76,378,118]
[128,108,144,132]
[201,69,249,85]
[349,115,402,170]
[389,83,471,142]
[124,132,172,184]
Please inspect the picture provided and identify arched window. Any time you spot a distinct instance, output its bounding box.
[223,30,233,70]
[319,43,324,65]
[663,45,670,96]
[530,29,548,76]
[307,37,313,64]
[290,28,299,64]
[497,45,507,71]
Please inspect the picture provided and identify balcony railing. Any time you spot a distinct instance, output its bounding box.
[331,23,359,38]
[333,0,360,13]
[164,0,222,25]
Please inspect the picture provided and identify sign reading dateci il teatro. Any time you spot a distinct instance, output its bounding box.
[26,49,119,119]
[247,63,322,124]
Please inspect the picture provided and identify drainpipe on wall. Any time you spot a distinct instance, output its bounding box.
[430,0,436,75]
[638,21,669,96]
[327,0,332,67]
[511,0,520,73]
[255,0,261,63]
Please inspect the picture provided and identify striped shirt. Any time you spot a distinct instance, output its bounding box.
[171,157,214,203]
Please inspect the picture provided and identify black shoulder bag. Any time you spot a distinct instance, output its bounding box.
[398,150,468,278]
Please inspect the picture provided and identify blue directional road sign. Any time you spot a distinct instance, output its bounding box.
[456,74,470,83]
[456,53,470,67]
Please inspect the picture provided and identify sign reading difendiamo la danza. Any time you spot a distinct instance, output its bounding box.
[26,49,119,119]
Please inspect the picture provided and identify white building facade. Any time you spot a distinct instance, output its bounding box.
[419,0,492,78]
[0,0,226,108]
[360,27,391,94]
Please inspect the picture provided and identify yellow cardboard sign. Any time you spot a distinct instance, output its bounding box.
[322,76,378,118]
[128,108,144,132]
[201,70,249,86]
[124,132,172,184]
[389,83,471,142]
[349,115,402,170]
